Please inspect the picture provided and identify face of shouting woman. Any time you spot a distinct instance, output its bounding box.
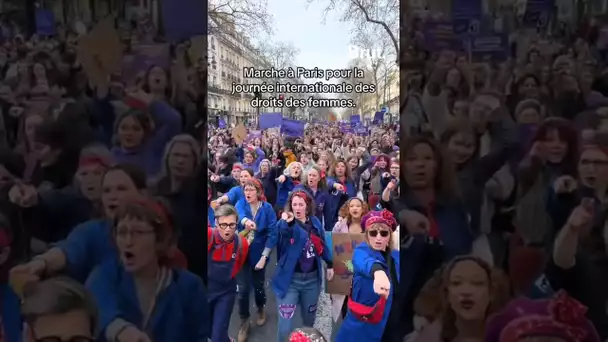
[447,260,491,321]
[348,199,363,219]
[404,143,436,190]
[291,196,307,221]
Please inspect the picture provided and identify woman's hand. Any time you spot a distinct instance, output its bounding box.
[400,209,429,235]
[277,175,286,183]
[245,219,257,231]
[210,200,220,210]
[553,175,577,194]
[9,259,46,296]
[255,256,267,270]
[281,212,294,222]
[373,270,390,298]
[117,326,151,342]
[326,268,334,281]
[333,183,345,192]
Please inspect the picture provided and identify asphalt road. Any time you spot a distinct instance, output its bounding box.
[228,254,342,341]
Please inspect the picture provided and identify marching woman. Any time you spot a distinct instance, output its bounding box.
[314,197,370,340]
[211,167,255,208]
[275,161,305,212]
[234,179,278,341]
[325,159,358,231]
[273,190,333,342]
[335,209,400,342]
[85,197,207,342]
[293,166,329,225]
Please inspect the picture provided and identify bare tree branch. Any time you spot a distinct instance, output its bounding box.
[308,0,399,63]
[208,0,273,39]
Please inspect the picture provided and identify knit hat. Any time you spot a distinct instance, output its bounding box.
[361,209,397,232]
[484,290,600,342]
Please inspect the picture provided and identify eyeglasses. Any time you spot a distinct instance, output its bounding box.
[35,336,95,342]
[218,223,237,230]
[367,230,390,238]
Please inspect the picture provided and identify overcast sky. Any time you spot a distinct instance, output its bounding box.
[263,0,356,83]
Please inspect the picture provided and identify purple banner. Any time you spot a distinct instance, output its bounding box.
[373,111,383,124]
[350,115,360,124]
[259,113,283,129]
[35,9,56,36]
[281,118,305,137]
[470,34,509,62]
[162,0,206,41]
[452,0,482,36]
[355,127,368,136]
[422,20,464,52]
[523,0,554,28]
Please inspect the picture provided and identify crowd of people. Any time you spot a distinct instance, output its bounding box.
[399,13,608,342]
[207,122,401,341]
[0,14,208,342]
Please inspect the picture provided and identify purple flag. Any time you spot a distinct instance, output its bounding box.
[281,118,305,137]
[162,0,206,42]
[35,9,56,36]
[259,113,283,129]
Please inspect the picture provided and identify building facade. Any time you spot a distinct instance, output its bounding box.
[208,16,273,126]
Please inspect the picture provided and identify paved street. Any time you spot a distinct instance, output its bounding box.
[229,254,342,341]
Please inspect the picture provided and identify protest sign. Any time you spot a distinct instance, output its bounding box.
[523,0,552,28]
[469,34,509,62]
[350,115,361,124]
[232,124,247,145]
[259,113,283,129]
[219,119,226,129]
[35,9,56,36]
[281,118,305,137]
[373,111,384,124]
[452,0,482,36]
[422,20,463,52]
[327,233,366,295]
[162,0,206,42]
[355,127,368,136]
[78,17,122,88]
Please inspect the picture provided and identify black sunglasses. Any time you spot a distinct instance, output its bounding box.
[367,230,390,238]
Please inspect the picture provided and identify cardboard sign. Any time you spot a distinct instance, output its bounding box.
[232,124,247,145]
[78,17,122,88]
[326,233,366,295]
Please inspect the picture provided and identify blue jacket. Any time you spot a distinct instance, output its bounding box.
[226,185,244,205]
[293,185,329,226]
[399,193,472,333]
[326,177,357,198]
[235,200,278,266]
[271,216,331,299]
[322,177,356,232]
[111,101,182,177]
[275,176,297,209]
[86,260,208,342]
[0,285,21,342]
[208,206,215,227]
[336,244,400,342]
[55,219,116,282]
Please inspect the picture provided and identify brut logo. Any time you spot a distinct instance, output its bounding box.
[348,45,385,61]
